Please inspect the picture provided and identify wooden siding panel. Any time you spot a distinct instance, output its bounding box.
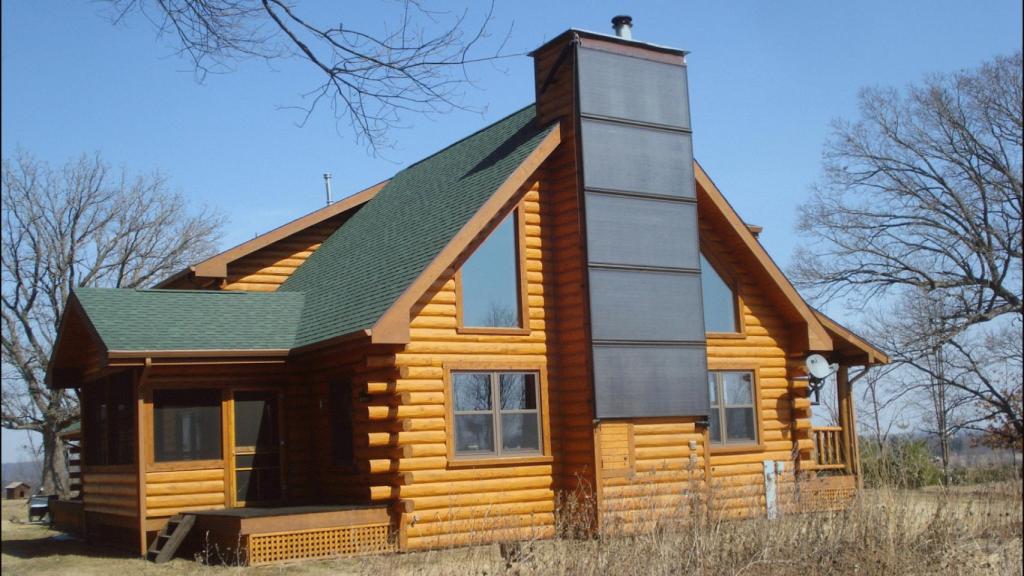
[223,213,350,291]
[377,183,560,550]
[591,215,813,524]
[144,468,225,518]
[82,469,138,517]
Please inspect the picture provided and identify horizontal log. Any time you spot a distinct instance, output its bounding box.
[83,473,136,485]
[363,456,447,474]
[146,468,222,484]
[366,430,446,447]
[146,480,224,497]
[404,465,551,484]
[410,487,554,511]
[400,341,548,355]
[365,405,445,420]
[83,503,136,516]
[400,418,446,432]
[401,443,447,458]
[407,512,554,538]
[401,475,551,499]
[406,525,556,550]
[411,500,553,525]
[366,380,443,395]
[632,434,702,449]
[146,492,225,509]
[83,494,136,508]
[146,504,225,518]
[400,392,445,406]
[84,484,137,497]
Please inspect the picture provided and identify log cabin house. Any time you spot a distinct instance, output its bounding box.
[46,19,888,565]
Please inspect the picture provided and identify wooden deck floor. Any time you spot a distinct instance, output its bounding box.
[185,504,396,565]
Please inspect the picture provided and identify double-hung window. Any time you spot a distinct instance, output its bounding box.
[452,371,542,458]
[708,371,758,445]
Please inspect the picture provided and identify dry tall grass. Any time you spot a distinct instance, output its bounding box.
[3,480,1021,575]
[353,481,1022,576]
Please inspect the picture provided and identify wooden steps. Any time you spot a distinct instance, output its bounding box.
[146,514,195,563]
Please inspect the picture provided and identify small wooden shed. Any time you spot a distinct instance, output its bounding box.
[5,482,32,499]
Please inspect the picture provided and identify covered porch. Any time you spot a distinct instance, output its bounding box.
[794,313,889,512]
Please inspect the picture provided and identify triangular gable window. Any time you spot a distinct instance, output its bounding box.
[457,210,524,331]
[700,253,740,333]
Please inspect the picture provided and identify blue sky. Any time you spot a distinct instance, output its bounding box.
[2,1,1021,462]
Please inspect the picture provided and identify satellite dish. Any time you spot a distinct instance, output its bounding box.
[804,354,838,405]
[805,354,838,381]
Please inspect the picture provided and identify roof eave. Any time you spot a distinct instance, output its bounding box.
[812,310,891,365]
[694,161,833,352]
[107,348,292,359]
[156,179,388,287]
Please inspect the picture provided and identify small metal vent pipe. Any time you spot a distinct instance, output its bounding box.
[612,15,633,40]
[324,172,333,205]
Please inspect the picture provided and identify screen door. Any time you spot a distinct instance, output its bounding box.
[231,390,283,506]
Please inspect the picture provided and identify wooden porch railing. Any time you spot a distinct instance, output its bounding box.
[811,426,847,470]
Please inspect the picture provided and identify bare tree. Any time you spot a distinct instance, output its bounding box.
[794,52,1023,449]
[104,0,513,153]
[793,52,1022,338]
[866,293,1023,474]
[1,150,223,496]
[855,365,906,453]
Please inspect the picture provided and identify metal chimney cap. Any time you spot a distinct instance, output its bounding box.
[611,15,633,39]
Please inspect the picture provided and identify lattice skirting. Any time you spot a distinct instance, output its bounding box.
[246,523,395,565]
[789,475,858,513]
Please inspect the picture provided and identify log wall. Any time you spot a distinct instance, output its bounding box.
[224,213,351,291]
[532,30,599,509]
[368,180,558,550]
[590,214,813,523]
[288,337,390,506]
[82,469,137,517]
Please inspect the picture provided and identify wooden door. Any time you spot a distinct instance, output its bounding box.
[230,390,284,506]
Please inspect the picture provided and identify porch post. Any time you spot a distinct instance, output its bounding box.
[836,365,854,476]
[136,359,152,557]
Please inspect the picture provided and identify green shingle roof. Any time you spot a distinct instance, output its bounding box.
[69,105,555,353]
[282,104,553,347]
[74,288,305,350]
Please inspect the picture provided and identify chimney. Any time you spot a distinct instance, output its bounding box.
[611,15,633,39]
[531,23,707,420]
[323,172,333,205]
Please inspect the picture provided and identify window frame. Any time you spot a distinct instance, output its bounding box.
[152,388,224,463]
[455,205,531,336]
[145,384,228,472]
[445,363,552,467]
[707,368,763,452]
[700,249,745,338]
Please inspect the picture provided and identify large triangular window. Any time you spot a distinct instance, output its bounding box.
[700,252,740,334]
[457,210,525,331]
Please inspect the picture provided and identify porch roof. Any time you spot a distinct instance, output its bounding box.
[73,287,305,351]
